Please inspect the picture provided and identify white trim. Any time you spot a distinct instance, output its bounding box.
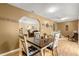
[0,48,21,56]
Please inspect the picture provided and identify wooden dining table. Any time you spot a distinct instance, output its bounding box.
[19,34,54,56]
[26,35,54,56]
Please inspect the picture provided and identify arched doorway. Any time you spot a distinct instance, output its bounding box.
[19,16,40,37]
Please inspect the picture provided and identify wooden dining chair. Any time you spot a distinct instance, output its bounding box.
[19,34,39,56]
[47,31,60,56]
[53,32,60,56]
[34,32,41,44]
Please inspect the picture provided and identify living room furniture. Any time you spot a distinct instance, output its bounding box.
[67,32,78,43]
[71,32,78,42]
[28,30,38,37]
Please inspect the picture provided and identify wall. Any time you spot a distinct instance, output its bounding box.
[39,19,57,35]
[57,20,78,37]
[0,19,19,54]
[78,20,79,44]
[0,4,56,54]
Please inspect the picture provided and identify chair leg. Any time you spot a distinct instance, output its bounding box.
[56,48,58,56]
[53,47,58,56]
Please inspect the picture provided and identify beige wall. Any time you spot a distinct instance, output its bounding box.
[78,20,79,44]
[0,4,56,54]
[57,20,78,36]
[0,19,19,54]
[39,19,57,35]
[0,4,56,34]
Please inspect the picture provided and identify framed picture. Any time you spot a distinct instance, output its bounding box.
[65,25,68,31]
[46,23,49,28]
[53,24,55,31]
[42,24,44,27]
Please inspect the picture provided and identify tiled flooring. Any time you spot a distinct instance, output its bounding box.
[57,37,79,56]
[8,37,79,56]
[36,37,79,56]
[35,49,53,56]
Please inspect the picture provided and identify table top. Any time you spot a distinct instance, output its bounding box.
[19,34,54,49]
[27,37,54,48]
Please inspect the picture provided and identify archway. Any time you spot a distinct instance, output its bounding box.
[19,16,40,37]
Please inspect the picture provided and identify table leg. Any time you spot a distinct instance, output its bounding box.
[51,44,54,56]
[41,49,44,56]
[19,39,22,56]
[52,49,53,55]
[43,49,45,56]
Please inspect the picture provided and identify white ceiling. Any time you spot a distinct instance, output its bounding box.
[9,3,79,22]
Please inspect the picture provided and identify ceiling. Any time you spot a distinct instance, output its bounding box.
[9,3,79,22]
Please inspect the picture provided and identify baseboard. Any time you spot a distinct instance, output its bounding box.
[0,48,22,56]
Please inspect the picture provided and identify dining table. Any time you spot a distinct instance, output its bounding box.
[26,35,54,56]
[19,34,54,56]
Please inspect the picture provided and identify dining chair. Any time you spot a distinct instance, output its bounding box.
[47,31,61,56]
[34,32,41,44]
[53,32,61,56]
[20,33,40,56]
